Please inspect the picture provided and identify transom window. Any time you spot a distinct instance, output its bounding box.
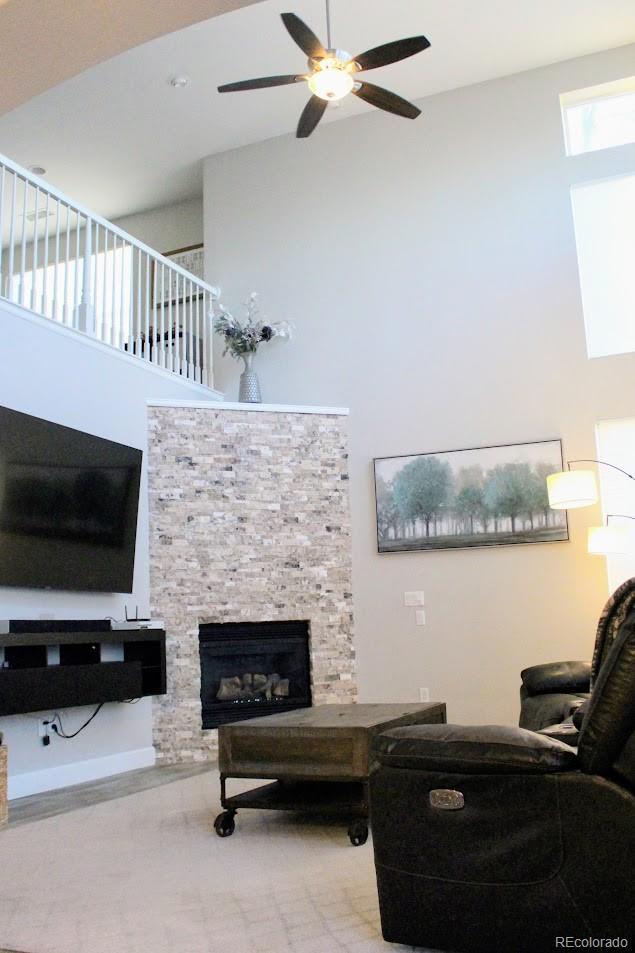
[561,77,635,156]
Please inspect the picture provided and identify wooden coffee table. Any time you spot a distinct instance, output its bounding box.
[214,702,446,845]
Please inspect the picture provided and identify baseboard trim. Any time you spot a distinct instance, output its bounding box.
[7,746,156,800]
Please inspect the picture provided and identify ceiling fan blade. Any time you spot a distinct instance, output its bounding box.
[281,12,326,60]
[297,96,328,138]
[352,36,430,72]
[218,75,305,93]
[353,82,421,119]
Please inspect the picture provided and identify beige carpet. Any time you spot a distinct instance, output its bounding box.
[0,770,425,953]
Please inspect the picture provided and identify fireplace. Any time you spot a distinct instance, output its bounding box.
[198,620,312,728]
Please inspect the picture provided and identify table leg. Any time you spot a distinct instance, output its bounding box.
[214,774,237,837]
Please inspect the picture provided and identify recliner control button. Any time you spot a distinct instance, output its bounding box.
[429,789,465,810]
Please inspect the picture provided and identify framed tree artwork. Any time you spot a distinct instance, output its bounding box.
[374,439,568,554]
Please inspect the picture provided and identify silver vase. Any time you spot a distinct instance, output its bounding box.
[238,353,262,403]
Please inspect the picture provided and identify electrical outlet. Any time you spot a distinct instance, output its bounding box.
[415,609,426,626]
[419,687,430,703]
[404,590,425,607]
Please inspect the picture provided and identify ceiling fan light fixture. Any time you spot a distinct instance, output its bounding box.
[217,9,430,137]
[307,58,355,101]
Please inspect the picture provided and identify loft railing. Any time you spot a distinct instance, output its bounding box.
[0,152,215,388]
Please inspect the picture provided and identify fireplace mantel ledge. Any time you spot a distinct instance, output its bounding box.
[147,399,349,416]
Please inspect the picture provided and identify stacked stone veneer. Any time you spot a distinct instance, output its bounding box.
[148,405,357,762]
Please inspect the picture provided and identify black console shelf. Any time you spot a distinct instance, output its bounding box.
[0,625,166,717]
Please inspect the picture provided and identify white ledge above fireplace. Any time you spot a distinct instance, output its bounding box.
[147,398,349,416]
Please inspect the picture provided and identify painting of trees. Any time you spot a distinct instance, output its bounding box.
[375,476,400,541]
[393,456,453,537]
[374,440,568,552]
[483,463,532,533]
[455,483,485,534]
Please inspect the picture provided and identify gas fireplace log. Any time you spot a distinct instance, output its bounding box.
[215,672,289,702]
[273,679,290,698]
[216,676,243,700]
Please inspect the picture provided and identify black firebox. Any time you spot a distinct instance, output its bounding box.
[198,620,312,728]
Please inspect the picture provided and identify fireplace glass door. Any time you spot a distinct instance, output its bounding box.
[199,620,311,728]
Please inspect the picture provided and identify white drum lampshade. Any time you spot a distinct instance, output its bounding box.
[588,524,629,556]
[547,470,598,510]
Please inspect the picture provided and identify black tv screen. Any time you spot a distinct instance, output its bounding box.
[0,406,142,592]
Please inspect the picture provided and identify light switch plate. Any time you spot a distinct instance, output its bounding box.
[415,609,426,626]
[404,590,425,607]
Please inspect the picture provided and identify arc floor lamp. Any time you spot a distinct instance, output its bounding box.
[547,459,635,555]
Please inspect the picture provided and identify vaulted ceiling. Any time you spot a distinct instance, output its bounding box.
[2,0,635,220]
[0,0,263,116]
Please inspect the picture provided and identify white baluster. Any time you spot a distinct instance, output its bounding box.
[193,284,198,382]
[31,186,39,312]
[136,246,142,357]
[7,172,16,301]
[188,279,194,380]
[19,177,28,307]
[42,191,50,316]
[77,216,94,334]
[168,272,174,372]
[102,229,108,343]
[144,250,150,362]
[111,231,117,346]
[118,239,124,349]
[203,291,210,387]
[73,210,81,327]
[53,197,61,321]
[64,205,71,325]
[93,222,100,337]
[160,261,166,368]
[128,242,134,354]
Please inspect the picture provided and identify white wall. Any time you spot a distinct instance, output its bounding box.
[204,44,635,726]
[0,300,219,797]
[114,196,203,256]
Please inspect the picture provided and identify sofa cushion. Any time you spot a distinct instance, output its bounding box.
[373,724,579,775]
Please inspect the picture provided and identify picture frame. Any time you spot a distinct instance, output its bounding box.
[152,243,205,308]
[373,439,568,554]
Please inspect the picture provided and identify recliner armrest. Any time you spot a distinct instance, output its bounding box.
[520,660,591,696]
[373,724,579,775]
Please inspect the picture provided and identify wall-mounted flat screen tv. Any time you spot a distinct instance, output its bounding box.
[0,406,142,592]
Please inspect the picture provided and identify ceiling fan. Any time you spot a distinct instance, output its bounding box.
[217,2,430,138]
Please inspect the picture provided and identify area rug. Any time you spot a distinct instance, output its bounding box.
[0,770,425,953]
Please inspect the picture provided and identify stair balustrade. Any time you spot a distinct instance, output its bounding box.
[0,152,215,387]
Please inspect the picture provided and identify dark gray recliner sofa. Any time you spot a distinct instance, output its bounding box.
[519,576,635,744]
[369,610,635,953]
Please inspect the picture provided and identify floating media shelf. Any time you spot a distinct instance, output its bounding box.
[0,624,166,716]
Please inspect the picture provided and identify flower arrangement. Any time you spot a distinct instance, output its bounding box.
[212,291,293,361]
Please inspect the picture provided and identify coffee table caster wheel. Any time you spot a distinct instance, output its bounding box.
[214,811,236,838]
[348,820,368,846]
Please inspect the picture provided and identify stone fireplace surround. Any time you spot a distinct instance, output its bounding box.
[147,401,357,763]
